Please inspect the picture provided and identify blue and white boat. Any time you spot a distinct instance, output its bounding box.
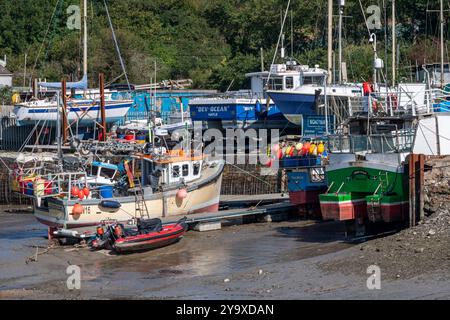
[188,62,302,130]
[13,80,133,127]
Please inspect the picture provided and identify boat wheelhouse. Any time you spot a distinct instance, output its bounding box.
[267,67,363,127]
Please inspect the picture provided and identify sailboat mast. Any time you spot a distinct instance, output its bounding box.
[327,0,333,84]
[392,0,396,87]
[338,1,344,83]
[440,0,444,88]
[83,0,88,79]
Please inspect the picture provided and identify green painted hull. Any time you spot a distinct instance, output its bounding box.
[319,159,409,222]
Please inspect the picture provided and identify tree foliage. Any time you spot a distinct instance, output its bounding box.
[0,0,448,90]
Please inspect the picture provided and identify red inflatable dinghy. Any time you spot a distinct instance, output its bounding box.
[112,218,188,254]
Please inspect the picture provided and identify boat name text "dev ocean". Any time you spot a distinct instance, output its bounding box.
[195,106,229,112]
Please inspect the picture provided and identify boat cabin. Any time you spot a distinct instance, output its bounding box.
[141,153,203,190]
[246,63,327,97]
[85,161,119,186]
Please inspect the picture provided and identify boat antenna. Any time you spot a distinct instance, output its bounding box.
[290,10,294,62]
[265,0,291,88]
[103,0,131,91]
[83,0,88,84]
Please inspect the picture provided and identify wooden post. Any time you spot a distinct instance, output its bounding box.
[99,73,106,142]
[61,79,68,144]
[408,154,416,227]
[32,77,36,98]
[418,154,425,222]
[409,154,425,227]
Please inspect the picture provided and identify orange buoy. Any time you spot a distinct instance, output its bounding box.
[96,226,104,236]
[114,225,123,237]
[78,190,85,200]
[82,187,90,197]
[176,188,188,200]
[71,186,80,197]
[303,142,311,155]
[72,203,83,215]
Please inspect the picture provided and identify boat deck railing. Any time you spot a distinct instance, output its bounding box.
[346,87,450,116]
[328,131,415,154]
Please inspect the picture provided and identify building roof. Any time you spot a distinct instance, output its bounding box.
[0,65,12,75]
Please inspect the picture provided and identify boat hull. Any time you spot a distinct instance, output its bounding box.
[286,169,327,206]
[14,100,133,126]
[113,223,187,254]
[267,91,316,125]
[319,154,408,223]
[189,98,291,130]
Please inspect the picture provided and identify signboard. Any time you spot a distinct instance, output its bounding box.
[302,115,335,137]
[190,105,236,121]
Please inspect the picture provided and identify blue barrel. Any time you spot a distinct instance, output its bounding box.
[27,182,34,195]
[99,186,114,199]
[136,135,146,141]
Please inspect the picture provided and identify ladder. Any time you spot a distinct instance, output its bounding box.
[378,172,389,194]
[132,177,150,220]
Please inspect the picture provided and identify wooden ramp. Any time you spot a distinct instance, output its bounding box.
[161,201,295,225]
[219,193,289,207]
[53,201,296,239]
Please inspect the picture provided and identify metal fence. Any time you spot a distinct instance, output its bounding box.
[115,110,173,126]
[328,131,415,154]
[0,115,34,151]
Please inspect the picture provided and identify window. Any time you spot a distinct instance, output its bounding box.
[172,166,180,178]
[91,166,99,176]
[182,164,189,177]
[263,77,284,90]
[285,77,294,89]
[303,76,324,85]
[100,168,116,179]
[193,163,200,175]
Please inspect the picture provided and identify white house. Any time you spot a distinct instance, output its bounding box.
[0,55,13,87]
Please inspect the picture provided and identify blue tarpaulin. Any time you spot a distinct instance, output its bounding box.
[38,74,88,90]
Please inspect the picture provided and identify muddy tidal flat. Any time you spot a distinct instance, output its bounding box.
[1,211,450,300]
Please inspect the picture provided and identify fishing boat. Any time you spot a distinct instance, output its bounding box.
[318,89,450,234]
[31,148,223,231]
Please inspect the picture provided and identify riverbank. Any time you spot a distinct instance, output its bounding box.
[1,211,450,300]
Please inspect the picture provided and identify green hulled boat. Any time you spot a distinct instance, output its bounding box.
[320,111,450,232]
